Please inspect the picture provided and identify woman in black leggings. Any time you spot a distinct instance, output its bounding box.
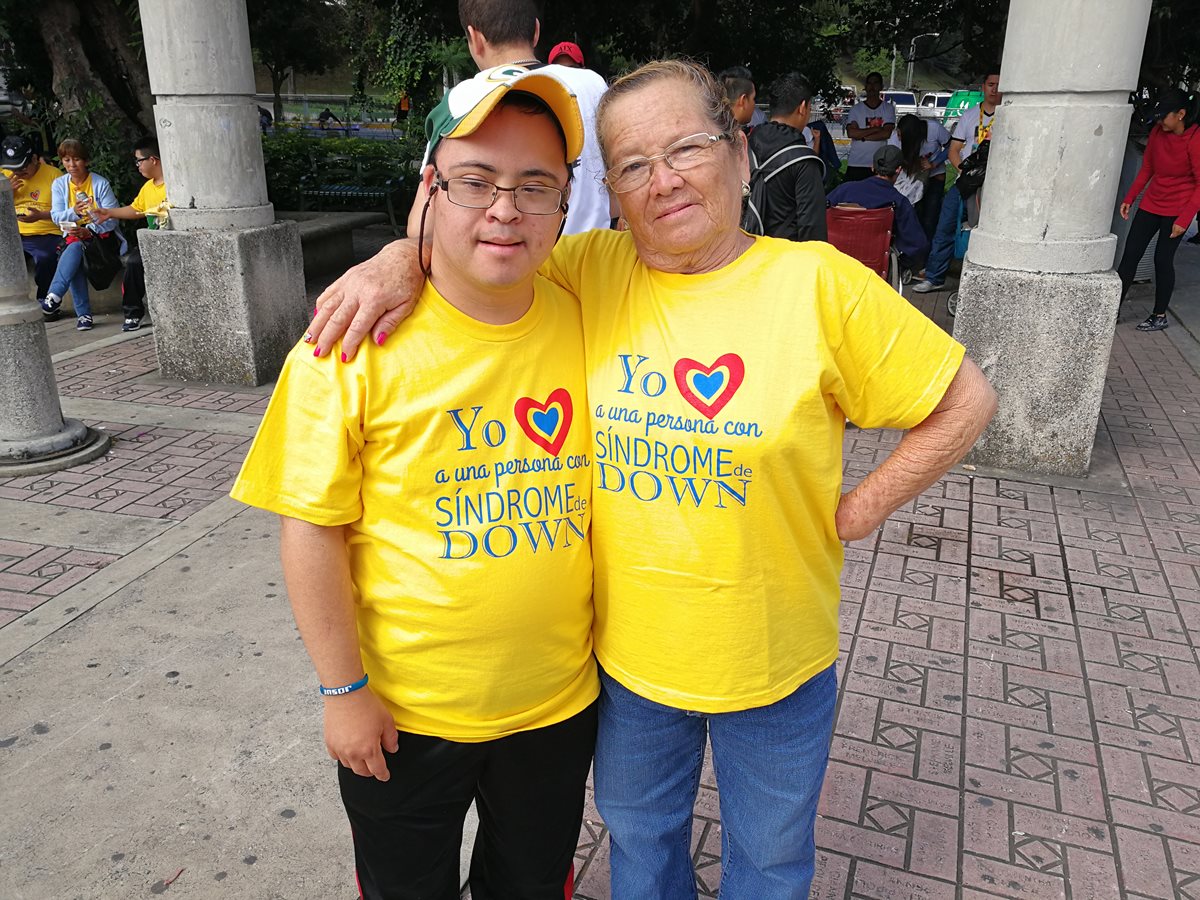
[1117,88,1200,332]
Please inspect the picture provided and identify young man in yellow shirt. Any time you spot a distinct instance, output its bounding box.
[1,135,64,305]
[90,137,167,331]
[231,69,597,899]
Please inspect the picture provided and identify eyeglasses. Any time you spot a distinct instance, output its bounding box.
[134,156,157,167]
[434,174,566,215]
[604,132,730,194]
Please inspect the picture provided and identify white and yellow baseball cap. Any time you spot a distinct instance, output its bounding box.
[424,64,584,163]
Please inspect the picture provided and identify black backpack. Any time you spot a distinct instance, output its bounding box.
[741,143,824,235]
[956,139,990,199]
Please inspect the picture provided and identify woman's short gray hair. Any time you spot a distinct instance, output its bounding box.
[595,59,740,168]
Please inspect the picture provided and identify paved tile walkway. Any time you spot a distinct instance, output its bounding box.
[3,239,1200,898]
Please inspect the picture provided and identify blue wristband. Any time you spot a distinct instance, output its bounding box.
[318,673,369,696]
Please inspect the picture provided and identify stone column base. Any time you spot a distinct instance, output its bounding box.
[139,222,306,386]
[951,261,1120,477]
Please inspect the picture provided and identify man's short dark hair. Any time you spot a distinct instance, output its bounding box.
[865,71,884,84]
[134,136,159,157]
[718,65,755,103]
[768,73,812,117]
[458,0,537,46]
[980,68,1001,82]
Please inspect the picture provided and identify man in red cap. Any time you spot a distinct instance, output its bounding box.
[549,40,584,68]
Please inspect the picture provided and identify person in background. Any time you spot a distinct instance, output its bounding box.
[891,114,931,205]
[844,72,896,181]
[890,112,952,237]
[40,139,127,331]
[90,136,167,332]
[549,40,584,68]
[1,135,63,307]
[1116,87,1200,332]
[317,107,343,130]
[719,65,768,129]
[913,69,1001,293]
[747,71,827,241]
[828,143,930,272]
[409,0,611,237]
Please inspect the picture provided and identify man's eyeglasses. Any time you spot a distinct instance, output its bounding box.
[604,132,730,194]
[134,156,157,167]
[434,174,566,215]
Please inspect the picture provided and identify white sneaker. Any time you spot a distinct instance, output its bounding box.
[911,280,943,294]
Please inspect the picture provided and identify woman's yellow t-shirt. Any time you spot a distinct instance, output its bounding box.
[232,278,597,741]
[544,232,965,713]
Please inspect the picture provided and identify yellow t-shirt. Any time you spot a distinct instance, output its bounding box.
[544,232,965,712]
[65,174,95,227]
[231,277,597,741]
[130,178,169,227]
[5,161,62,236]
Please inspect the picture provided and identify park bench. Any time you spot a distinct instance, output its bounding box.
[299,154,407,237]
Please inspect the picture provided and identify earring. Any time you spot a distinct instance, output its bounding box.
[741,181,751,198]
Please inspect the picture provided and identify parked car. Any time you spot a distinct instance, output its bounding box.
[943,89,984,126]
[882,90,919,119]
[918,91,953,119]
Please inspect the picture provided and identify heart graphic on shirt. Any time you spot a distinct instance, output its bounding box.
[514,388,573,456]
[673,354,745,420]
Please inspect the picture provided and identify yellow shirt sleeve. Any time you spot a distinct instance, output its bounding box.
[230,342,366,526]
[830,260,965,429]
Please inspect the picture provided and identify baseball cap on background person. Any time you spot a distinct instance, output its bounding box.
[1,135,35,170]
[424,64,585,165]
[872,144,904,177]
[1154,87,1194,119]
[548,41,584,67]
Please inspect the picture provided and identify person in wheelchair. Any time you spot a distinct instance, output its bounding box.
[827,144,930,275]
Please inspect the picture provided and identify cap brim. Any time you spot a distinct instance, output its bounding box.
[1,155,32,170]
[443,70,585,164]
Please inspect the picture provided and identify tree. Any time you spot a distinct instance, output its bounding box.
[0,0,153,199]
[246,0,347,122]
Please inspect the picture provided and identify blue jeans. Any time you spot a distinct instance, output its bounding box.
[923,184,963,285]
[49,240,90,318]
[595,664,837,899]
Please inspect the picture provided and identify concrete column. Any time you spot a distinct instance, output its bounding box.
[0,179,110,475]
[136,0,307,385]
[952,0,1152,476]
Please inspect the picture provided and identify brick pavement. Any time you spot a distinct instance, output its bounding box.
[3,276,1200,898]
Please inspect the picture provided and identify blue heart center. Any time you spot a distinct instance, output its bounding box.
[532,408,559,435]
[692,371,725,399]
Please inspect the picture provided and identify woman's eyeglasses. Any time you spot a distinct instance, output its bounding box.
[604,133,730,193]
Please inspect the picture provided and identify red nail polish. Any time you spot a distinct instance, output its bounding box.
[375,332,387,346]
[313,346,322,357]
[340,352,348,363]
[312,306,319,315]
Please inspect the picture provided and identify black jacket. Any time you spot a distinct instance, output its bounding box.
[747,122,827,242]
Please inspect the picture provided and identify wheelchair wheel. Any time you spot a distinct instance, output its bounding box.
[947,291,959,317]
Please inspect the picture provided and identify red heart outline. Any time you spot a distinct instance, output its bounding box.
[514,388,573,456]
[673,354,745,420]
